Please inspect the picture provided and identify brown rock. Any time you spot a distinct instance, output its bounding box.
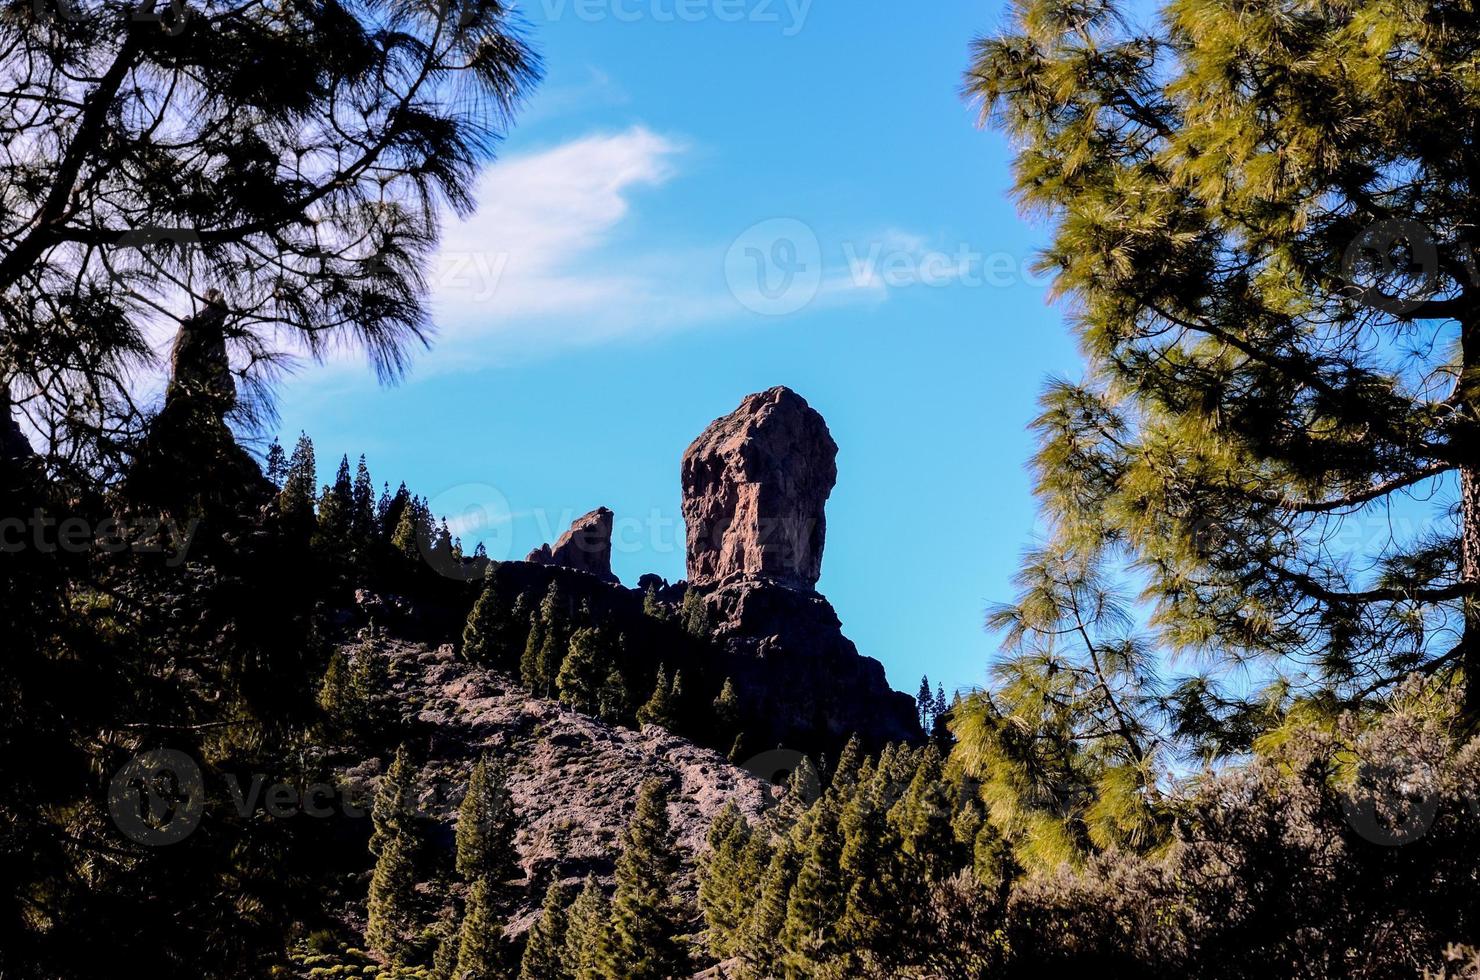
[526,506,618,584]
[681,387,837,592]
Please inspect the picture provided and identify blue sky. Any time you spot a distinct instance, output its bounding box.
[270,0,1084,698]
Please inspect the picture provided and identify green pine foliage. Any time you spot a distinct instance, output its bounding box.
[454,877,508,980]
[520,616,545,692]
[603,778,690,980]
[371,745,418,858]
[713,677,741,736]
[599,666,631,726]
[561,876,611,980]
[636,666,680,731]
[557,627,607,715]
[697,803,752,960]
[456,756,519,887]
[366,821,418,961]
[518,881,572,980]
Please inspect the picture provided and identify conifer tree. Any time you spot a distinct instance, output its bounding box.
[464,579,501,665]
[518,881,572,980]
[964,0,1480,745]
[371,745,417,858]
[891,745,958,882]
[713,678,741,737]
[456,757,519,887]
[835,770,909,976]
[455,876,507,980]
[698,803,754,960]
[603,779,688,980]
[557,628,606,715]
[779,799,845,978]
[351,455,377,555]
[561,876,610,980]
[917,676,935,730]
[315,455,355,564]
[520,616,545,693]
[740,834,801,977]
[680,589,711,637]
[366,828,418,961]
[278,432,317,524]
[829,735,864,795]
[599,667,630,727]
[636,666,679,730]
[264,439,288,488]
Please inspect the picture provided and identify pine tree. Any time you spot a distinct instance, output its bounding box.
[561,876,610,980]
[455,876,507,980]
[366,828,417,961]
[391,495,431,559]
[278,432,317,524]
[891,745,958,882]
[518,881,572,980]
[835,771,909,976]
[642,584,672,622]
[371,745,417,858]
[740,835,801,977]
[265,438,288,488]
[698,803,755,960]
[351,455,377,556]
[917,676,934,731]
[636,667,679,731]
[456,756,519,886]
[520,616,545,693]
[464,569,520,668]
[599,667,630,726]
[829,735,864,795]
[603,778,688,980]
[713,677,741,737]
[0,0,537,468]
[964,0,1480,736]
[315,454,354,565]
[557,628,606,715]
[779,799,845,978]
[680,589,711,637]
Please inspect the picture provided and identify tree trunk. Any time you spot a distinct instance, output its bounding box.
[1461,316,1480,721]
[0,382,32,462]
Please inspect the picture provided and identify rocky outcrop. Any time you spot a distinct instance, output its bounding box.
[700,581,922,750]
[525,506,618,584]
[678,388,922,750]
[681,387,837,592]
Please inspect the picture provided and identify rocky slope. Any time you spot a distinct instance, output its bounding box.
[352,637,776,931]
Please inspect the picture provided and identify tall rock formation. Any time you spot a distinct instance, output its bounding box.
[680,387,921,749]
[526,506,619,584]
[682,386,836,591]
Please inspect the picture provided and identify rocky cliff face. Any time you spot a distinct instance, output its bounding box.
[680,387,922,750]
[525,506,618,584]
[681,387,836,591]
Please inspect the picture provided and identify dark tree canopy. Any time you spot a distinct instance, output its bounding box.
[0,0,539,474]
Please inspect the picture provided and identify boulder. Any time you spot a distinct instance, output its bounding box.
[526,506,618,584]
[681,386,837,592]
